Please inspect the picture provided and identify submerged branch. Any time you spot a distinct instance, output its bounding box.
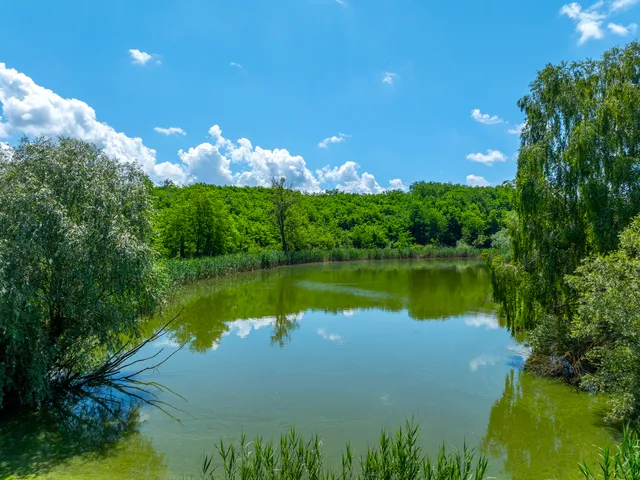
[55,312,190,422]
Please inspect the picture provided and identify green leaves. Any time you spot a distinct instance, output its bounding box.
[493,41,640,332]
[0,137,161,408]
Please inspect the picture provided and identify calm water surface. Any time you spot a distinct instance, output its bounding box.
[0,260,615,479]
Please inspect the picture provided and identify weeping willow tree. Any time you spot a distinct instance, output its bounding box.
[0,137,163,409]
[491,42,640,334]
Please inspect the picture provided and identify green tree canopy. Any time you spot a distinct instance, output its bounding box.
[0,137,162,408]
[493,42,640,331]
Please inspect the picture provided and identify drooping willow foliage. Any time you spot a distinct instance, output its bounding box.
[491,42,640,333]
[0,137,163,409]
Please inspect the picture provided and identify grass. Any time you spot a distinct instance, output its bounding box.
[191,421,489,480]
[162,246,480,286]
[579,427,640,479]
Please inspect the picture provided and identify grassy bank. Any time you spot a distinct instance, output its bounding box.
[162,246,480,286]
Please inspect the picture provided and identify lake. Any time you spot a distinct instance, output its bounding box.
[0,259,615,479]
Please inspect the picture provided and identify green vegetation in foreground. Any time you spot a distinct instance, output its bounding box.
[580,428,640,479]
[192,421,489,480]
[162,246,479,286]
[489,41,640,424]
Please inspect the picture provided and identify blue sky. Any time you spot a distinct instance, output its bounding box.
[1,0,638,192]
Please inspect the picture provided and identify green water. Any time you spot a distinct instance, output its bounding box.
[0,260,615,479]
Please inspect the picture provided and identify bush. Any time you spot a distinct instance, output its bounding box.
[567,216,640,423]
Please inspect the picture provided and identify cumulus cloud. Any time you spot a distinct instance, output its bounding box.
[611,0,640,11]
[230,62,243,69]
[466,149,507,166]
[388,178,407,191]
[608,21,638,35]
[0,62,186,184]
[560,2,606,44]
[466,175,490,187]
[203,125,322,191]
[507,123,525,135]
[129,49,159,65]
[178,142,233,185]
[0,64,403,194]
[318,133,350,149]
[382,72,398,85]
[154,126,186,136]
[316,161,385,194]
[471,109,503,125]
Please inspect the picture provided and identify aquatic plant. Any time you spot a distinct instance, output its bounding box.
[163,246,480,287]
[580,427,640,479]
[193,421,489,480]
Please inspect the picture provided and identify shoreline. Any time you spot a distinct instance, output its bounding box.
[161,246,482,287]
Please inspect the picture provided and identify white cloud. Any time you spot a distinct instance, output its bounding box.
[469,354,500,372]
[336,0,347,5]
[230,62,243,69]
[608,21,638,35]
[342,309,357,317]
[0,62,187,184]
[382,72,398,85]
[466,175,490,187]
[465,314,500,330]
[560,2,606,44]
[388,178,407,191]
[128,49,159,65]
[178,142,233,185]
[154,126,186,136]
[317,328,342,342]
[317,161,385,194]
[611,0,640,11]
[466,149,507,166]
[0,64,398,194]
[471,109,503,125]
[318,133,350,149]
[507,123,524,135]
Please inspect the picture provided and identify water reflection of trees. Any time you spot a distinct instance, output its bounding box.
[0,398,166,479]
[152,260,493,353]
[482,370,614,480]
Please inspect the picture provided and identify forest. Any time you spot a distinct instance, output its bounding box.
[151,180,514,258]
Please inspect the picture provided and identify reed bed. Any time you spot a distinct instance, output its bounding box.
[163,246,480,286]
[580,428,640,479]
[192,421,489,480]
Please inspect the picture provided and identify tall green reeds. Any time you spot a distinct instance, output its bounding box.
[580,427,640,479]
[163,246,480,287]
[192,421,489,480]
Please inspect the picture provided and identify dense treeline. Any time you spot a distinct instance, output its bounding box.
[151,181,514,258]
[490,42,640,423]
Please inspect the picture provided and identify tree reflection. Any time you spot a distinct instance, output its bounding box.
[0,397,166,479]
[151,260,492,353]
[482,370,614,480]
